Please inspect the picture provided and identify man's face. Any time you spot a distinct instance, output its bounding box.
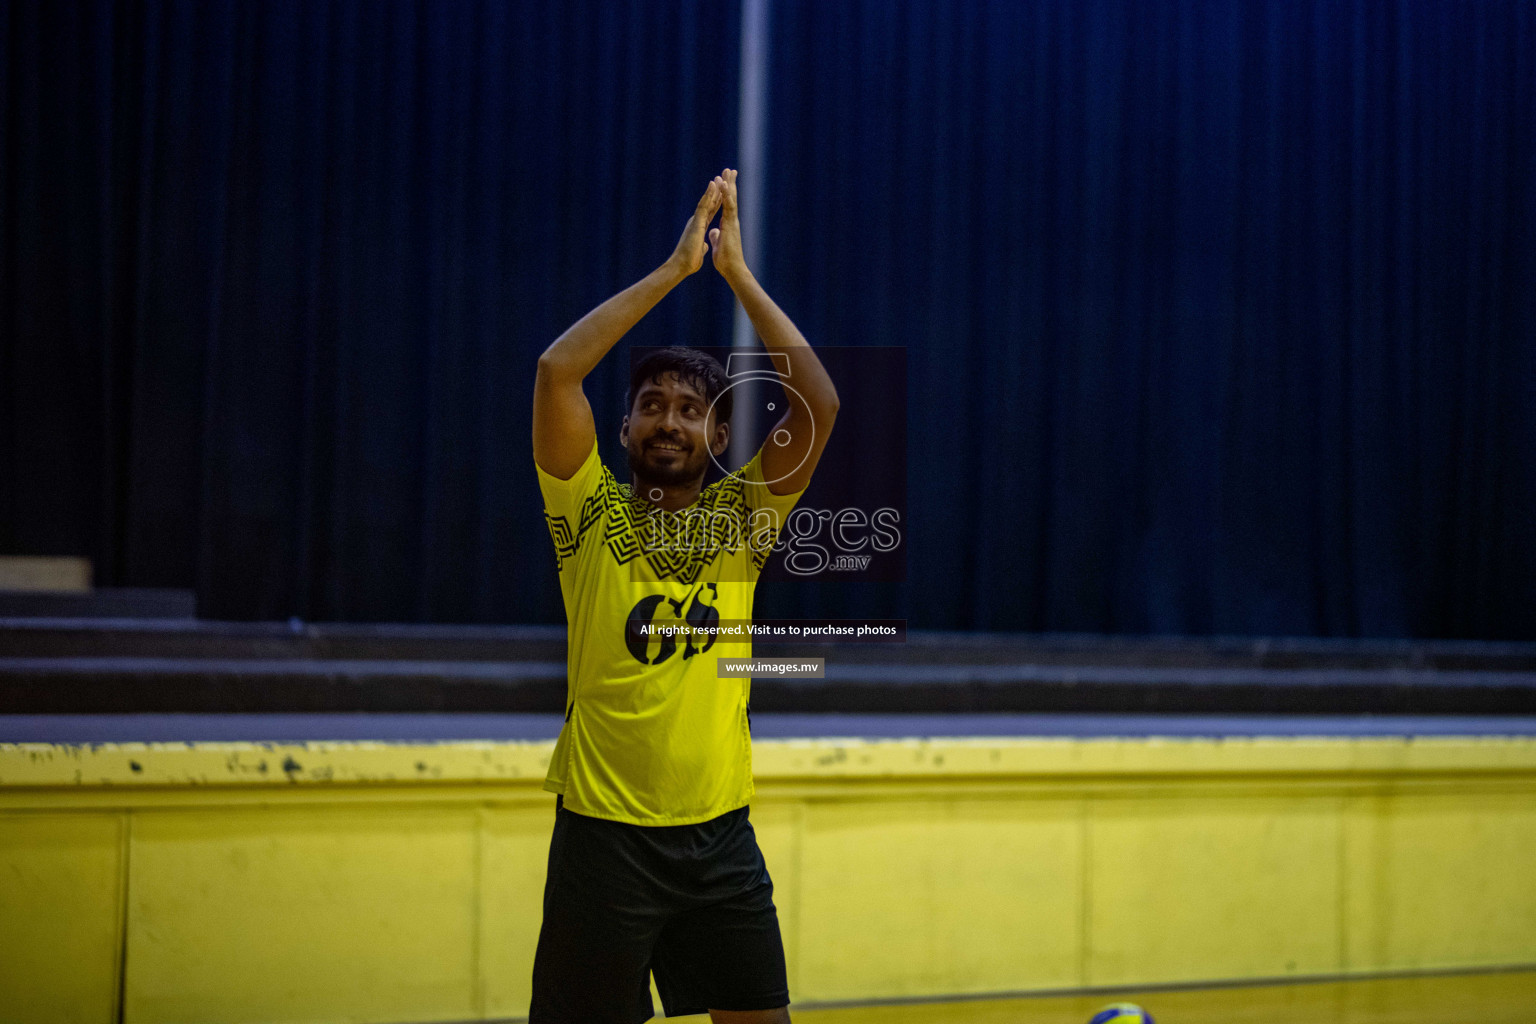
[622,372,728,487]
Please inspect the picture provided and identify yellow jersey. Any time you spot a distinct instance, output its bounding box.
[536,440,804,825]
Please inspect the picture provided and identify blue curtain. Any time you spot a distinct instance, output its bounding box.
[4,1,1533,637]
[2,0,740,621]
[762,0,1536,637]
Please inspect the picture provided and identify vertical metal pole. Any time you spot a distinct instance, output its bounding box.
[730,0,770,469]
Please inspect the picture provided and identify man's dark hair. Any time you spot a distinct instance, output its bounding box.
[626,347,732,425]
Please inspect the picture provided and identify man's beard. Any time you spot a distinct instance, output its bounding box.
[627,437,708,487]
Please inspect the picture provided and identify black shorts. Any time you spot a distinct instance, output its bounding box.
[529,797,790,1023]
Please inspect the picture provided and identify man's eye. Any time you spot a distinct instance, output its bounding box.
[683,405,700,417]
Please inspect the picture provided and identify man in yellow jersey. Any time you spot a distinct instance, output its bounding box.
[529,169,838,1023]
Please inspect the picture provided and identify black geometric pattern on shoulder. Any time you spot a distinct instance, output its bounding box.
[544,511,577,570]
[553,462,777,582]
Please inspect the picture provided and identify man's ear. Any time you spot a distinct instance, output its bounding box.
[711,420,730,457]
[620,415,630,448]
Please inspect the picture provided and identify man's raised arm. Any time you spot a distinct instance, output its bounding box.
[707,168,839,495]
[533,180,724,480]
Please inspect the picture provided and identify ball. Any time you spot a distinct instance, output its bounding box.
[1088,1003,1154,1024]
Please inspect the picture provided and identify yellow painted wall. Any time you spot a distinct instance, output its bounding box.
[0,811,125,1023]
[2,736,1535,1023]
